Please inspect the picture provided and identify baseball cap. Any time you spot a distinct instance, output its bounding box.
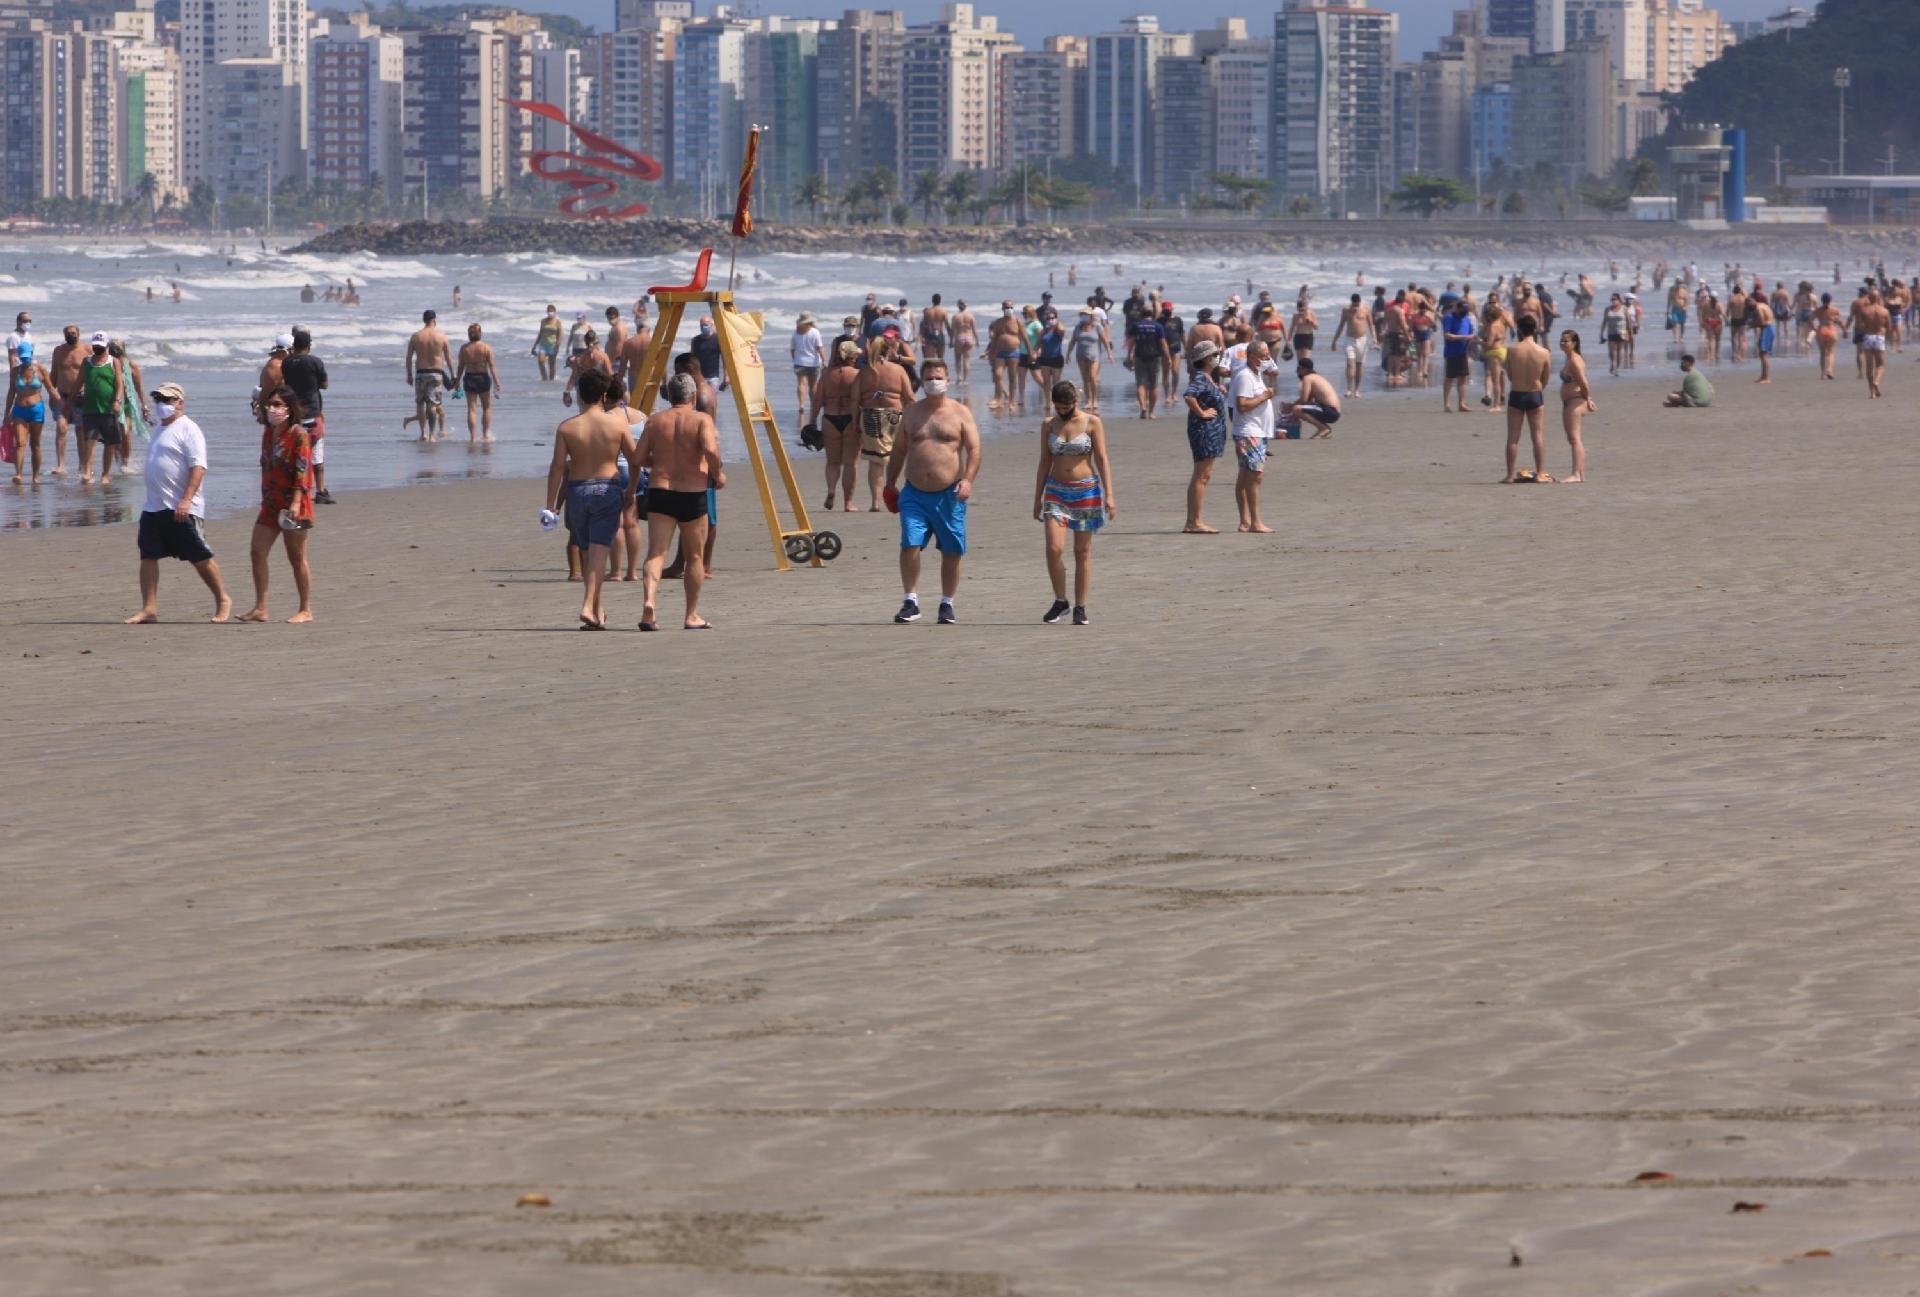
[150,381,185,402]
[89,331,109,348]
[842,315,859,329]
[273,332,294,351]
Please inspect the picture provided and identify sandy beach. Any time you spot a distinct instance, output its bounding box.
[3,357,1918,1295]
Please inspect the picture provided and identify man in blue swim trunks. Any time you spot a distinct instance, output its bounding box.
[884,357,980,625]
[543,369,638,629]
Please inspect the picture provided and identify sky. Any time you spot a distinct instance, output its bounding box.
[530,0,1793,57]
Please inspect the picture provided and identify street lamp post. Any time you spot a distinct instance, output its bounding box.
[1834,67,1851,176]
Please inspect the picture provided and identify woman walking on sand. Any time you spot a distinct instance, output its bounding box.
[1558,330,1596,484]
[1813,293,1842,380]
[1479,295,1510,411]
[1600,292,1630,376]
[1033,380,1114,626]
[1700,293,1724,364]
[6,340,50,483]
[241,385,316,624]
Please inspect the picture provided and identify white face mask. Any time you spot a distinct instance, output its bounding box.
[153,401,177,420]
[1003,308,1015,318]
[265,407,289,425]
[922,378,948,398]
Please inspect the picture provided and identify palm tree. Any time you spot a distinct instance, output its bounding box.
[135,171,159,217]
[942,171,976,225]
[911,168,942,223]
[866,166,897,214]
[796,173,829,224]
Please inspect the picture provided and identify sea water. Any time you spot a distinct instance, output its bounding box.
[0,235,1853,530]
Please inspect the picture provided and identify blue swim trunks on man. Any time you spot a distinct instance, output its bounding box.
[898,481,967,555]
[566,476,623,549]
[1757,324,1777,355]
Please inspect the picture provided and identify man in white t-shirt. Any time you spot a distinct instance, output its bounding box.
[6,311,30,380]
[790,312,824,431]
[1228,339,1277,534]
[126,381,231,624]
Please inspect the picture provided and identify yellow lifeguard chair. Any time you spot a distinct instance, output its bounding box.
[630,248,840,571]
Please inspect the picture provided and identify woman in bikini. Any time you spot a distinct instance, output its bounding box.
[806,339,862,512]
[6,341,50,483]
[1070,310,1104,413]
[1032,380,1114,627]
[1479,296,1510,412]
[242,385,316,624]
[454,324,503,443]
[1812,293,1842,380]
[950,300,976,385]
[1700,293,1724,364]
[1287,300,1317,365]
[1600,292,1630,377]
[1558,330,1596,484]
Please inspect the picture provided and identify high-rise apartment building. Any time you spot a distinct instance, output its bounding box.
[531,45,590,153]
[1,26,86,205]
[1564,0,1649,81]
[753,22,829,195]
[899,4,1017,178]
[1470,81,1514,173]
[585,22,675,171]
[208,56,302,199]
[307,14,403,198]
[1272,0,1397,204]
[1478,0,1565,54]
[1648,0,1732,95]
[1152,52,1211,203]
[1001,36,1085,171]
[616,0,691,33]
[816,9,905,180]
[672,16,749,202]
[1087,15,1191,197]
[1209,46,1272,183]
[1510,37,1616,181]
[402,22,512,204]
[1395,8,1527,181]
[178,0,306,185]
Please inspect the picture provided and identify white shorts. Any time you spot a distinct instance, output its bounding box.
[1345,339,1370,364]
[1861,334,1887,353]
[311,435,326,465]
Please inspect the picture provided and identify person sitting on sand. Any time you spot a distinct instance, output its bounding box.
[1663,354,1713,408]
[636,373,725,632]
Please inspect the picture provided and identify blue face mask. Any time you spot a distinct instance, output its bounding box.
[699,323,713,336]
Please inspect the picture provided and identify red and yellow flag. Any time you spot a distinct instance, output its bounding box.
[732,128,759,239]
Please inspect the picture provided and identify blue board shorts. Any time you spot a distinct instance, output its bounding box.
[1758,324,1776,355]
[706,485,718,524]
[566,476,622,549]
[898,481,967,556]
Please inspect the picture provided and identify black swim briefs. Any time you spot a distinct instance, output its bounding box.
[644,486,708,524]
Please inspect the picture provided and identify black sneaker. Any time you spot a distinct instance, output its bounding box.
[1043,598,1071,624]
[893,599,921,623]
[937,602,957,625]
[314,488,336,505]
[1072,606,1089,626]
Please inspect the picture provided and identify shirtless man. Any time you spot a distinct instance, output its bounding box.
[542,369,637,629]
[1501,317,1554,483]
[1856,289,1891,399]
[918,292,950,365]
[49,324,84,475]
[404,309,454,440]
[807,339,862,512]
[635,372,725,631]
[986,300,1025,412]
[1284,358,1343,439]
[1331,293,1376,398]
[617,309,653,391]
[885,358,980,625]
[1727,284,1748,363]
[1185,306,1225,362]
[603,306,628,374]
[1750,293,1776,384]
[454,323,503,441]
[856,336,915,511]
[254,334,289,425]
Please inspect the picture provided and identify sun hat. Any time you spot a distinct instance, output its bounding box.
[150,381,185,402]
[1188,339,1222,366]
[797,312,815,327]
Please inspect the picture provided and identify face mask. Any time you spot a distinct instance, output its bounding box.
[1003,308,1015,318]
[922,378,948,398]
[266,407,289,425]
[153,401,176,420]
[699,323,713,336]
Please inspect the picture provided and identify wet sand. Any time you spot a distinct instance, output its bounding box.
[3,353,1918,1295]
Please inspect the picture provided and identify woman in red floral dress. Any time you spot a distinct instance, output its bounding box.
[240,385,316,623]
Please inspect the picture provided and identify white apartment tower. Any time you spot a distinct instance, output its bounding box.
[899,4,1019,177]
[308,15,403,198]
[1272,0,1398,203]
[179,0,307,185]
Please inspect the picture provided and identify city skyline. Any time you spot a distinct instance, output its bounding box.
[520,0,1790,56]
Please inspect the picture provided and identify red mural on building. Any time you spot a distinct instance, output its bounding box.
[504,99,663,221]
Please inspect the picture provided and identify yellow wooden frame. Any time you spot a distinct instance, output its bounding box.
[632,289,820,571]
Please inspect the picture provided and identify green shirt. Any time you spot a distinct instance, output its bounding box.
[80,356,118,416]
[1681,370,1713,407]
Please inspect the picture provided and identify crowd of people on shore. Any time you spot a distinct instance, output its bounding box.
[4,254,1910,629]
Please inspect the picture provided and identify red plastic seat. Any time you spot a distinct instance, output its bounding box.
[648,248,713,296]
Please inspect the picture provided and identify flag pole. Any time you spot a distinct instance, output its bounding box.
[728,125,762,295]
